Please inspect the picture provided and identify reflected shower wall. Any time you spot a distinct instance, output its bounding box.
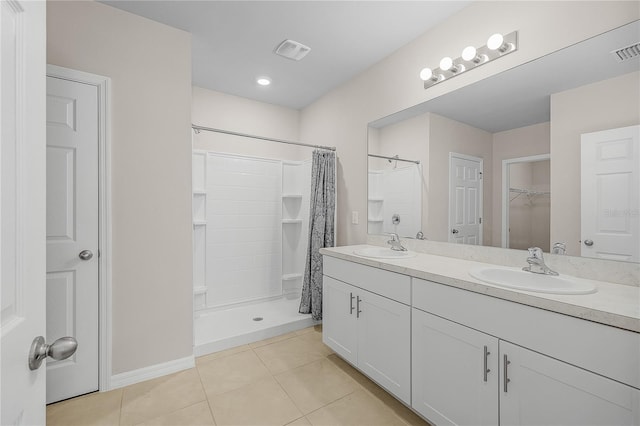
[368,161,422,237]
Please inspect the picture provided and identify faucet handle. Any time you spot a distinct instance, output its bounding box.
[527,247,543,258]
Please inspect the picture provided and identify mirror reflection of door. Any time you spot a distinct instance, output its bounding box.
[581,125,640,262]
[448,153,483,245]
[503,155,551,251]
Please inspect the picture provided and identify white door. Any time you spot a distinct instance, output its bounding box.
[357,288,411,405]
[500,341,640,425]
[412,309,499,426]
[449,153,483,245]
[46,76,100,403]
[581,126,640,262]
[322,276,357,365]
[1,1,47,424]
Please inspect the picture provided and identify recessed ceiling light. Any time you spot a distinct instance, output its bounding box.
[257,77,271,86]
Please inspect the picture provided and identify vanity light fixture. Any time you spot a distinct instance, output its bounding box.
[420,31,518,89]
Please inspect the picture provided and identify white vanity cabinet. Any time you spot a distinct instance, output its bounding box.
[412,309,499,425]
[500,340,639,426]
[412,277,640,426]
[322,257,411,404]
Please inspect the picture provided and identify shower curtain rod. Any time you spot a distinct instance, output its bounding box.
[192,124,337,152]
[367,153,420,164]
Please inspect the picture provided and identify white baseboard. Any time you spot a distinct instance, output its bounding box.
[110,355,195,390]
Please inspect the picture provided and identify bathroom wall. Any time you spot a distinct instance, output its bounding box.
[47,1,193,375]
[551,71,640,256]
[192,86,304,161]
[428,113,493,244]
[491,122,551,246]
[300,1,638,247]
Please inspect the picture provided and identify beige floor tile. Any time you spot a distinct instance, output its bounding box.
[135,401,215,426]
[47,389,123,426]
[294,325,322,336]
[120,368,206,426]
[286,416,312,425]
[208,376,302,426]
[326,354,429,426]
[249,331,298,349]
[275,358,360,414]
[254,334,333,374]
[196,345,251,366]
[198,349,271,397]
[306,389,406,426]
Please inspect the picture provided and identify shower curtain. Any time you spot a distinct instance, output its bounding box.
[299,149,336,320]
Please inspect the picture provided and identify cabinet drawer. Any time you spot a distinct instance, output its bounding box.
[323,256,410,304]
[413,278,640,389]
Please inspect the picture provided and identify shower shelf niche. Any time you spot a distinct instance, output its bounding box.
[282,273,303,281]
[282,219,303,224]
[192,150,208,310]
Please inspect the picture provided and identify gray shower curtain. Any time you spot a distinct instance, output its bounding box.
[299,149,336,320]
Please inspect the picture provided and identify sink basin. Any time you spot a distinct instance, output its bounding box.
[353,247,416,259]
[468,266,597,295]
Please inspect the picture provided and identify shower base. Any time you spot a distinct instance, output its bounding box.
[194,296,319,357]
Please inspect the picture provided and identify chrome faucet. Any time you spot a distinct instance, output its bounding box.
[416,231,426,240]
[523,247,558,276]
[387,233,407,251]
[551,242,566,255]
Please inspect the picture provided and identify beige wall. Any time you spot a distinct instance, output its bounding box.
[192,86,304,161]
[492,122,551,246]
[47,1,193,375]
[551,71,640,256]
[428,114,493,243]
[300,1,638,246]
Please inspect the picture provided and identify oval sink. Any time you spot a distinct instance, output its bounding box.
[353,247,416,259]
[468,266,597,295]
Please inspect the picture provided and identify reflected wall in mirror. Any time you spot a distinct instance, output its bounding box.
[367,20,640,262]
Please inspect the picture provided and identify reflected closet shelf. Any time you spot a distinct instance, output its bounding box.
[193,221,207,226]
[282,194,303,199]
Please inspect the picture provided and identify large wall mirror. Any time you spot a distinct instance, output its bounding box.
[368,20,640,263]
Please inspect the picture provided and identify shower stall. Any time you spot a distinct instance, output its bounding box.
[191,126,332,356]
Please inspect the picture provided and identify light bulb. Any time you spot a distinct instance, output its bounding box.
[257,77,271,86]
[439,56,453,71]
[461,46,477,61]
[487,33,504,50]
[419,68,433,81]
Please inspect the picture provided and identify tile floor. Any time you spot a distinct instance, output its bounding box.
[47,326,430,426]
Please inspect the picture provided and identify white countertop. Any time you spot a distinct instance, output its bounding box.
[320,245,640,333]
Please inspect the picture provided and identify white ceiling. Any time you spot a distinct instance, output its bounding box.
[99,1,470,109]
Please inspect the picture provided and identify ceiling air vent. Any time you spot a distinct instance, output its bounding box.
[611,42,640,62]
[274,39,311,61]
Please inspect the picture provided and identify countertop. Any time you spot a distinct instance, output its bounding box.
[320,245,640,333]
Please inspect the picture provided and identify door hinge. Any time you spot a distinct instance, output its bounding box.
[479,171,483,179]
[479,217,482,224]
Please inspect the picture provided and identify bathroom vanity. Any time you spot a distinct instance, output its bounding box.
[320,245,640,426]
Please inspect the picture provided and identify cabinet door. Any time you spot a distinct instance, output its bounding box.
[322,276,358,365]
[357,289,411,404]
[500,341,640,426]
[412,309,499,426]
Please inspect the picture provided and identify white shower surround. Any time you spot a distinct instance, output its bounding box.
[192,150,314,355]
